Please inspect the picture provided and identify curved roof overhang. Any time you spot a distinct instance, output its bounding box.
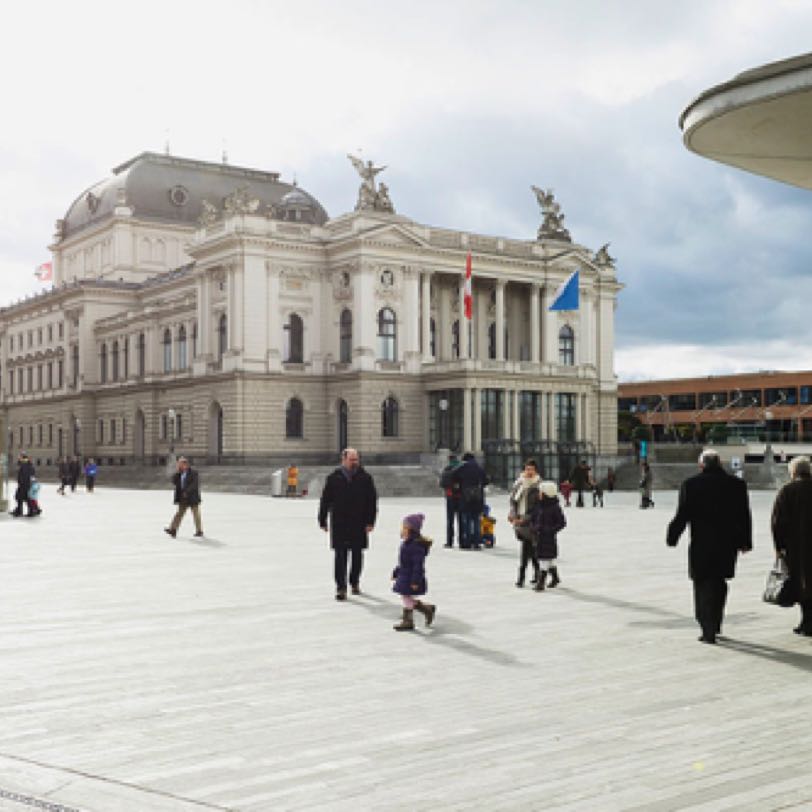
[680,52,812,190]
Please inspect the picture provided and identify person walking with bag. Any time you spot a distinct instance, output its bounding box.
[771,455,812,636]
[164,457,204,538]
[530,481,567,591]
[509,459,542,587]
[667,449,752,644]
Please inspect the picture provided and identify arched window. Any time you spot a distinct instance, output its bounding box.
[163,329,172,373]
[99,344,107,383]
[377,308,397,361]
[339,309,352,363]
[382,396,399,437]
[285,313,304,363]
[112,340,119,381]
[488,323,496,359]
[286,397,303,438]
[451,320,460,359]
[559,325,575,366]
[218,314,227,359]
[178,325,187,369]
[137,333,145,376]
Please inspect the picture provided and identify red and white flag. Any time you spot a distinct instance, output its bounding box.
[463,252,473,320]
[35,261,53,282]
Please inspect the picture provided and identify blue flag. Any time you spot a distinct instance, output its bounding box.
[548,269,579,311]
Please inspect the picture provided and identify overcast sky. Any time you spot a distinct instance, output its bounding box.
[2,0,812,380]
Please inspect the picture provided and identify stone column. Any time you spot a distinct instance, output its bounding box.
[438,281,450,361]
[463,387,472,453]
[495,280,506,361]
[543,285,558,365]
[530,283,541,363]
[421,270,432,362]
[457,281,469,360]
[403,268,421,372]
[473,388,482,452]
[267,265,282,372]
[240,253,268,372]
[353,263,376,371]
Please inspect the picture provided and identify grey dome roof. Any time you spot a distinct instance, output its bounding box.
[60,152,328,239]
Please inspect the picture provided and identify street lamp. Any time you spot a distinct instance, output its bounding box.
[438,397,449,451]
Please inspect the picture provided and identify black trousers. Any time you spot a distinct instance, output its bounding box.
[693,578,729,636]
[518,538,539,581]
[334,547,363,591]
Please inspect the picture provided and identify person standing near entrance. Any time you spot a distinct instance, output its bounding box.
[453,452,488,549]
[84,458,98,492]
[68,456,81,492]
[318,447,378,601]
[57,457,70,495]
[164,457,203,538]
[667,448,752,644]
[569,460,590,508]
[440,454,462,548]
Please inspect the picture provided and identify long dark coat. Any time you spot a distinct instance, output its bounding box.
[318,467,378,549]
[172,468,201,506]
[667,466,752,580]
[452,459,488,511]
[531,495,567,560]
[771,475,812,601]
[392,534,431,596]
[15,461,35,502]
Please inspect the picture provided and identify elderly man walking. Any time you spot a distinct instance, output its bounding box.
[318,448,378,601]
[164,457,203,538]
[667,448,752,644]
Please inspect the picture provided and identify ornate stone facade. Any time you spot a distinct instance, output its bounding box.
[0,153,621,467]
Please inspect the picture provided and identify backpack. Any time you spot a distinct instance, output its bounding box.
[439,467,456,490]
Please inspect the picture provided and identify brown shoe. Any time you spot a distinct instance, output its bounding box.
[336,591,347,601]
[394,609,415,631]
[351,585,361,595]
[164,528,177,538]
[414,600,436,627]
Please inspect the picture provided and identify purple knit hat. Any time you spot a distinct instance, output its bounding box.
[403,513,425,532]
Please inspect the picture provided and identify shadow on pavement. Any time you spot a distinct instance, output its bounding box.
[350,592,527,668]
[719,637,812,674]
[188,536,227,548]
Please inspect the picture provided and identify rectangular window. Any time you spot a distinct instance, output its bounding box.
[38,424,43,445]
[58,360,64,388]
[555,393,577,442]
[176,413,182,440]
[110,419,117,444]
[58,322,64,339]
[47,324,53,342]
[98,419,104,445]
[27,367,33,392]
[8,369,13,394]
[47,363,53,389]
[481,388,504,442]
[48,424,53,446]
[765,387,797,406]
[37,365,43,391]
[519,391,542,441]
[801,386,812,405]
[698,391,727,409]
[618,397,638,412]
[668,393,697,411]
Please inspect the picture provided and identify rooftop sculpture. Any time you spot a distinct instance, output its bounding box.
[531,185,571,242]
[348,154,395,213]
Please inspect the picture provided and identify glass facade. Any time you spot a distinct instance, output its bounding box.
[555,393,576,441]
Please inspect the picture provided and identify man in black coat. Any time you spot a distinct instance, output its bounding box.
[667,448,752,644]
[452,452,488,549]
[68,456,81,492]
[11,454,36,517]
[164,457,203,538]
[318,447,378,600]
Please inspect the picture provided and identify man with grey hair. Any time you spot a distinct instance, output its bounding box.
[667,448,752,644]
[771,455,812,636]
[318,448,378,601]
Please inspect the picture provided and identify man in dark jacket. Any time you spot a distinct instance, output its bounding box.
[771,455,812,636]
[68,456,81,492]
[11,454,36,517]
[452,452,488,549]
[667,448,752,644]
[570,460,590,508]
[164,457,203,538]
[318,447,378,600]
[440,454,462,548]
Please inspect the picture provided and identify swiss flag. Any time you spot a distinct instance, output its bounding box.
[35,261,53,282]
[464,252,472,320]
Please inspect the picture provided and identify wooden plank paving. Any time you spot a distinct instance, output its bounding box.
[1,484,811,811]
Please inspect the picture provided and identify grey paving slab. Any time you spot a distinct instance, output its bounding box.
[1,484,811,811]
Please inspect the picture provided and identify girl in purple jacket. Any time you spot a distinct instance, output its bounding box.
[392,513,436,631]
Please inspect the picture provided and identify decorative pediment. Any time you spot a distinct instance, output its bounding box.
[361,223,427,248]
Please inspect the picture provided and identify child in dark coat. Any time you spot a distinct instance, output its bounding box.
[530,481,567,591]
[392,513,436,631]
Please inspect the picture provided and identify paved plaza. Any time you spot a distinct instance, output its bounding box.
[1,482,811,811]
